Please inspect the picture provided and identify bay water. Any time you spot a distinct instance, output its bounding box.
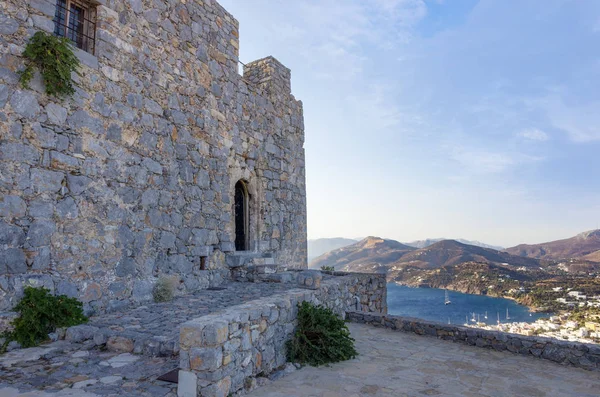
[387,283,553,326]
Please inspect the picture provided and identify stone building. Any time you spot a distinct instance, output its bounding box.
[0,0,307,313]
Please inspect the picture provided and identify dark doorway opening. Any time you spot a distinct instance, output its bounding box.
[234,180,249,251]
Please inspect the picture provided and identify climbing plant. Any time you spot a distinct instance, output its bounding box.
[1,287,87,353]
[287,301,357,366]
[19,31,80,97]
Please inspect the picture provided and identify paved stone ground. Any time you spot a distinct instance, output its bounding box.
[248,323,600,397]
[0,282,296,396]
[71,281,296,356]
[0,341,177,396]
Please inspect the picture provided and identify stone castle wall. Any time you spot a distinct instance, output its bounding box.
[178,273,387,396]
[347,312,600,372]
[0,0,307,313]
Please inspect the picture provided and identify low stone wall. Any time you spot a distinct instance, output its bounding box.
[177,272,386,396]
[346,312,600,372]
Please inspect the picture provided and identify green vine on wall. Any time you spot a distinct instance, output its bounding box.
[19,31,80,98]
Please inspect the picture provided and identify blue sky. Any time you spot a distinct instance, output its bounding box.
[219,0,600,247]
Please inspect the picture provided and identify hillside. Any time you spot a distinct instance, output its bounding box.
[395,239,540,270]
[307,238,357,262]
[505,230,600,261]
[308,236,414,272]
[310,237,539,275]
[406,238,503,251]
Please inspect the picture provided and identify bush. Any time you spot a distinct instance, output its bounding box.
[320,266,335,272]
[1,287,87,352]
[19,31,80,97]
[287,301,357,366]
[153,277,175,302]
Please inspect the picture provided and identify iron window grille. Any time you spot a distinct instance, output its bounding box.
[53,0,97,54]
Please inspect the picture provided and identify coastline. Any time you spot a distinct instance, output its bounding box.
[392,281,549,314]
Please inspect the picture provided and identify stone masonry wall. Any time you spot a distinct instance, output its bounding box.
[347,312,600,372]
[0,0,307,313]
[178,272,387,397]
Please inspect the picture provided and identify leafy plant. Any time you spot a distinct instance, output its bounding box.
[19,31,80,97]
[320,266,335,272]
[1,287,87,353]
[287,301,357,366]
[153,277,175,303]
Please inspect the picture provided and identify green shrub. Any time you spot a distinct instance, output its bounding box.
[19,31,80,97]
[320,266,335,272]
[153,277,175,303]
[287,301,357,366]
[1,287,87,352]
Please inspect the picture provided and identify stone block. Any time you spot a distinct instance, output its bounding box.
[30,168,63,193]
[10,90,40,118]
[65,325,99,343]
[189,346,223,371]
[0,196,26,218]
[1,248,26,274]
[45,103,68,125]
[177,370,197,397]
[107,336,134,353]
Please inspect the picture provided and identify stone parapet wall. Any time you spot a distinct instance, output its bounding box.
[178,272,386,396]
[347,312,600,372]
[0,0,307,313]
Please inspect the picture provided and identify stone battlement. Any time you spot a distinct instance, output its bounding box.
[0,0,307,313]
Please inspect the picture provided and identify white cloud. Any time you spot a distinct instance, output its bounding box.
[526,95,600,143]
[449,146,543,174]
[518,128,549,141]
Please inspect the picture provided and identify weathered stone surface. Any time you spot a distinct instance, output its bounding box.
[0,14,18,35]
[9,90,40,118]
[65,325,99,343]
[0,195,27,218]
[45,103,68,125]
[1,0,307,315]
[106,336,134,353]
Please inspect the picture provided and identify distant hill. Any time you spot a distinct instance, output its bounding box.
[405,238,503,251]
[505,230,600,262]
[395,239,539,271]
[582,250,600,263]
[309,236,414,272]
[309,237,538,275]
[307,238,357,263]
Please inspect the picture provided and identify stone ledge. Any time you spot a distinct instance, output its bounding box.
[346,311,600,371]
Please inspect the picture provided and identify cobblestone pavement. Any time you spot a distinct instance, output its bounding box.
[247,323,600,397]
[0,341,177,396]
[0,282,296,396]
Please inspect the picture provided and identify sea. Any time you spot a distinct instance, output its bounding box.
[387,283,553,326]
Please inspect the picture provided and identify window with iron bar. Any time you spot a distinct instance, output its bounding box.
[53,0,97,54]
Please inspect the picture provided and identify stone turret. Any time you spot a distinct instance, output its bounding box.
[243,56,292,101]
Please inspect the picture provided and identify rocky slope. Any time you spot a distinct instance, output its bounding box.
[505,230,600,261]
[307,238,357,262]
[406,238,503,251]
[310,237,539,275]
[308,236,415,272]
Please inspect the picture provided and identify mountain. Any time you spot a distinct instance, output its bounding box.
[582,250,600,263]
[505,230,600,261]
[307,238,357,262]
[309,237,538,275]
[394,240,539,270]
[309,236,415,272]
[405,238,504,251]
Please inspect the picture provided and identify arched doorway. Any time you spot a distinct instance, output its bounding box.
[234,180,249,251]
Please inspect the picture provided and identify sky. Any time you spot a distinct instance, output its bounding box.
[219,0,600,248]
